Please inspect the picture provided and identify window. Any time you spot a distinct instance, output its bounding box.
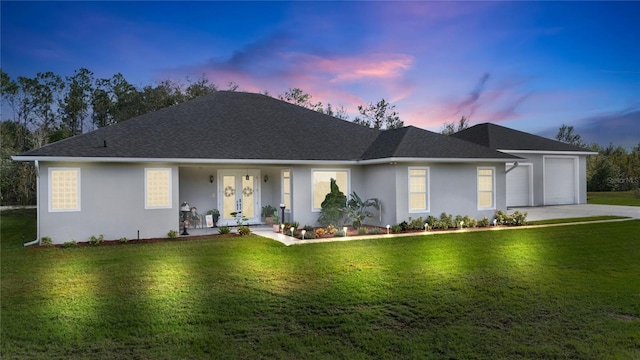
[312,169,349,211]
[145,168,172,209]
[49,168,80,212]
[478,167,495,209]
[409,167,429,212]
[282,169,291,212]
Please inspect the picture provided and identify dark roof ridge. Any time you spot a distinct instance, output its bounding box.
[454,122,592,152]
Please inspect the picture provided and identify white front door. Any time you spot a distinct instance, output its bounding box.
[218,169,260,225]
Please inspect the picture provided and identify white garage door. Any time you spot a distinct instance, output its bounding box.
[544,157,576,205]
[506,165,531,207]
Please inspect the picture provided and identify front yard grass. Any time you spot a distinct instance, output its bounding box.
[527,215,629,225]
[588,190,640,206]
[1,210,639,359]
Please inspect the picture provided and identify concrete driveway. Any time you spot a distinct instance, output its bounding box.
[509,204,640,221]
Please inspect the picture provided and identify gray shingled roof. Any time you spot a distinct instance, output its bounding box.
[452,123,592,152]
[361,126,520,160]
[18,91,518,162]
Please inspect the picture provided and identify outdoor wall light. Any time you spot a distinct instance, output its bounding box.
[386,225,390,234]
[264,175,269,183]
[209,175,214,183]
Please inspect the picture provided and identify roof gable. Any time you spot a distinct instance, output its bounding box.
[452,123,592,152]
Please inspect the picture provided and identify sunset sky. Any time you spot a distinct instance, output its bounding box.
[2,1,638,148]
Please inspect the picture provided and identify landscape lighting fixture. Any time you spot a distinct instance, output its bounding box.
[280,203,285,225]
[180,202,191,235]
[301,229,306,239]
[386,225,390,234]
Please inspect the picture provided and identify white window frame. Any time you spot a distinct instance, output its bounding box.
[48,167,81,212]
[145,168,172,209]
[311,169,350,212]
[477,167,496,210]
[281,169,291,213]
[408,167,430,213]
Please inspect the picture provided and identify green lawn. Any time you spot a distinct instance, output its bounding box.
[2,210,639,359]
[588,190,640,206]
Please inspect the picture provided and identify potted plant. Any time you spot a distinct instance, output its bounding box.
[261,205,277,225]
[206,209,220,227]
[271,210,280,232]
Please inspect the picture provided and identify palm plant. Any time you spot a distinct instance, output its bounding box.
[344,192,380,228]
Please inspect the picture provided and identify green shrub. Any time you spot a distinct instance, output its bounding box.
[218,226,230,235]
[440,212,454,230]
[426,215,439,229]
[62,241,77,248]
[334,229,346,237]
[463,215,477,228]
[479,217,490,227]
[167,230,178,239]
[303,225,315,232]
[391,224,402,234]
[399,221,409,231]
[40,236,53,246]
[318,178,346,227]
[326,225,337,234]
[300,230,315,239]
[494,210,508,225]
[368,227,383,235]
[238,226,251,236]
[635,187,640,199]
[408,217,425,230]
[358,227,368,235]
[119,237,128,244]
[89,234,104,246]
[511,211,528,226]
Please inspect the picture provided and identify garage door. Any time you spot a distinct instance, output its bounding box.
[506,165,531,207]
[544,157,576,205]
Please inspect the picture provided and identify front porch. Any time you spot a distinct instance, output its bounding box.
[178,166,292,228]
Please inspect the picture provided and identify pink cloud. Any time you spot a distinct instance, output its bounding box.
[306,53,414,82]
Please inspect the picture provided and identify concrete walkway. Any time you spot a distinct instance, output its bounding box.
[509,204,640,221]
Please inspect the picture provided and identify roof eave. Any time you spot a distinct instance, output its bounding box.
[498,149,598,155]
[357,157,522,165]
[13,155,522,165]
[11,155,359,165]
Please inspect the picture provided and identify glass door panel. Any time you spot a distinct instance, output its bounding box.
[218,170,260,225]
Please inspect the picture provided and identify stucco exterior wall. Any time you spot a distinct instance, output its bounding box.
[392,162,505,222]
[39,162,179,244]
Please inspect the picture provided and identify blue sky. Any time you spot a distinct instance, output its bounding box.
[2,1,638,148]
